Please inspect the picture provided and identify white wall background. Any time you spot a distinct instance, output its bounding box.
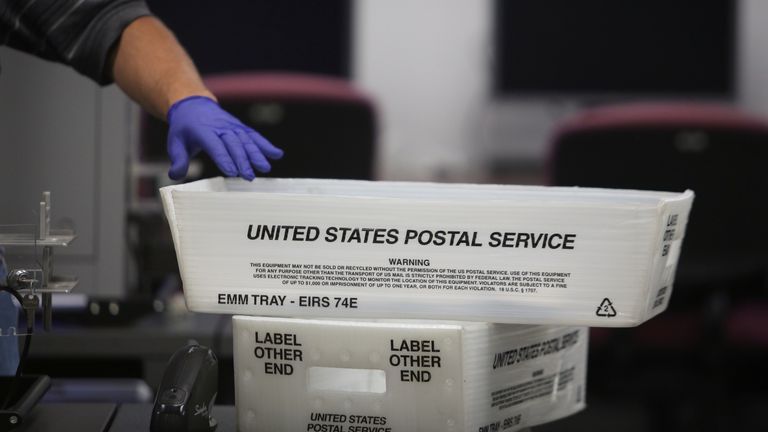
[354,0,768,181]
[353,0,492,181]
[738,0,768,117]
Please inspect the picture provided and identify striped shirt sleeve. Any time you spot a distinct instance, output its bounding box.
[0,0,152,85]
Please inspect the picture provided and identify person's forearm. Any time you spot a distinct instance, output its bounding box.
[111,16,215,119]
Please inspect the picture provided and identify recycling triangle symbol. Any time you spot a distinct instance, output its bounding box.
[596,298,617,317]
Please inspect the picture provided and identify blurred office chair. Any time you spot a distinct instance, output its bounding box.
[549,102,768,333]
[549,102,768,296]
[548,102,768,431]
[131,72,378,291]
[139,72,376,184]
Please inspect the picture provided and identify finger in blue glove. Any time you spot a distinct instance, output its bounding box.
[166,96,284,180]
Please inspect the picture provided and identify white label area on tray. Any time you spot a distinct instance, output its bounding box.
[307,367,387,393]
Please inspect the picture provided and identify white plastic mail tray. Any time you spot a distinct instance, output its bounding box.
[232,316,587,432]
[161,177,694,326]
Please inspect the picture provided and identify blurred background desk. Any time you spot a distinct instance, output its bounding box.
[26,311,235,404]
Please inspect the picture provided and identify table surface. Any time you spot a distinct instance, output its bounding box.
[14,403,115,432]
[28,311,235,393]
[14,403,237,432]
[110,403,237,432]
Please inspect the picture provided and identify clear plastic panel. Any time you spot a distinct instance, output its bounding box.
[1,225,36,337]
[0,224,40,247]
[1,194,78,338]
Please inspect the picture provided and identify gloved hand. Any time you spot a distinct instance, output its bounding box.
[166,96,284,180]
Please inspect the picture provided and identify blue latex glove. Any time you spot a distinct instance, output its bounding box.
[166,96,284,180]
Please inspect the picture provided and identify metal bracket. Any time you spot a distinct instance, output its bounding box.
[0,192,78,334]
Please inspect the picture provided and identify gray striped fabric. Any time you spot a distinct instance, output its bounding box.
[0,0,151,84]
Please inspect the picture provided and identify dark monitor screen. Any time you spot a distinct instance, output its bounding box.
[146,0,351,77]
[495,0,736,97]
